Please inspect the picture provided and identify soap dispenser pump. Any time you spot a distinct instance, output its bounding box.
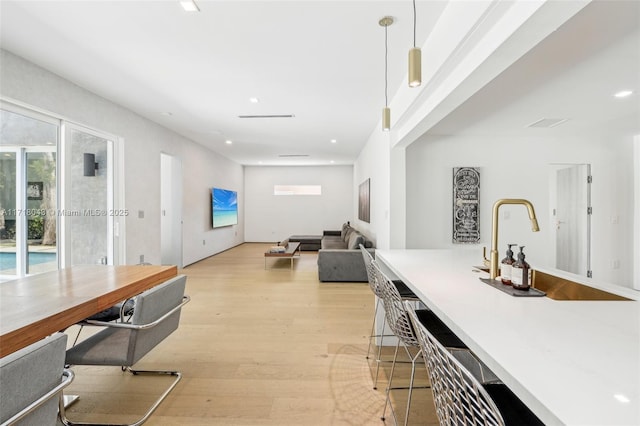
[500,244,517,285]
[511,246,531,290]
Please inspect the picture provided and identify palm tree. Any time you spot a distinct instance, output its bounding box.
[28,152,56,245]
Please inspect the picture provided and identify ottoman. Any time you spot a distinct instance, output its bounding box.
[288,235,322,251]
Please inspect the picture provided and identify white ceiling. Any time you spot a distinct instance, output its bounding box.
[427,0,640,141]
[1,1,639,165]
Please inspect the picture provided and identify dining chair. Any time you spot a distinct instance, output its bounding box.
[60,274,190,426]
[0,333,74,426]
[373,260,469,426]
[360,244,420,390]
[405,303,543,426]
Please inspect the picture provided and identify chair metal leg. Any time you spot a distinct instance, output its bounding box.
[381,340,400,422]
[58,367,182,426]
[403,347,422,426]
[367,297,398,390]
[366,297,382,359]
[381,342,429,426]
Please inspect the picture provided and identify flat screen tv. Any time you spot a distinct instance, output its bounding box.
[211,187,238,228]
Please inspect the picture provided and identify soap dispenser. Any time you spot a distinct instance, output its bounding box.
[511,246,530,290]
[500,244,517,285]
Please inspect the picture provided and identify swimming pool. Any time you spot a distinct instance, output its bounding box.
[0,251,57,270]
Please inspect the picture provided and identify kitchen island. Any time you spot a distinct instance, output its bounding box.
[376,249,639,426]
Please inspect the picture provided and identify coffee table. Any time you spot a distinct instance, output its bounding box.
[264,242,301,269]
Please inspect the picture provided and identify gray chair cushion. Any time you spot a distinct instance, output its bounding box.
[66,275,187,367]
[0,333,67,426]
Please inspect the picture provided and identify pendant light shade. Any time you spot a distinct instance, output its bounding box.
[379,16,393,132]
[409,0,421,87]
[382,107,391,132]
[409,47,421,87]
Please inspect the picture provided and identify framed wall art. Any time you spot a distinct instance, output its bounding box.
[358,178,370,223]
[452,167,480,243]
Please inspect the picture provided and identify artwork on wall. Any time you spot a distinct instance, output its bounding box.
[358,178,370,223]
[452,167,480,243]
[212,187,238,228]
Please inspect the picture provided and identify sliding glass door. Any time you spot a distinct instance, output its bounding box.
[1,103,120,281]
[0,109,59,278]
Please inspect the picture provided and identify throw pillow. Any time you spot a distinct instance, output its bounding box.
[348,232,364,250]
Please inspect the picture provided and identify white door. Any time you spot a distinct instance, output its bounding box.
[554,164,591,276]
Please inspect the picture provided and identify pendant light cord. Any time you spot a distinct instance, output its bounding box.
[413,0,417,48]
[384,24,389,107]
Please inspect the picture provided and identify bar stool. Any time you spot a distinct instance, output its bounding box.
[373,261,470,426]
[405,303,543,426]
[360,245,419,390]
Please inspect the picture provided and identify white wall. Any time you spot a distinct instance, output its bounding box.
[405,133,635,288]
[244,166,352,242]
[0,49,244,267]
[353,130,393,249]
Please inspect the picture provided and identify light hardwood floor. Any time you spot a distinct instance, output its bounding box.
[63,243,439,425]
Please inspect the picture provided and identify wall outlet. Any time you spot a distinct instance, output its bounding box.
[612,259,620,269]
[139,254,144,264]
[138,210,145,219]
[203,239,206,245]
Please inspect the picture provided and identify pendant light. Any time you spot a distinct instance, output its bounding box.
[408,0,421,87]
[379,16,393,131]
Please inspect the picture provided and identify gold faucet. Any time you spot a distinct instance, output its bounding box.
[484,199,540,280]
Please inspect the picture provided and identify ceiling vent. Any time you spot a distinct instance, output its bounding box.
[278,154,309,158]
[238,114,295,119]
[527,118,569,128]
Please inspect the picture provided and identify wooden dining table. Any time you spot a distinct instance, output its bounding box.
[0,264,177,358]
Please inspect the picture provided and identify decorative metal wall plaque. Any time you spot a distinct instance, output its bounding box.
[453,167,480,243]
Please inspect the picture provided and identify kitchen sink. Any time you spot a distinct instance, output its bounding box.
[531,270,631,301]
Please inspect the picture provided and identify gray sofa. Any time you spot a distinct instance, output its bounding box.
[317,223,374,282]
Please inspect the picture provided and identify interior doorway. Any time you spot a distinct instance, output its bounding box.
[160,153,183,267]
[550,163,591,277]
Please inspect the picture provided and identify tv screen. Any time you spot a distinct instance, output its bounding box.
[212,187,238,228]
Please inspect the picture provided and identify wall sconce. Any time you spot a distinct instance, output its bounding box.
[379,16,394,131]
[84,153,99,177]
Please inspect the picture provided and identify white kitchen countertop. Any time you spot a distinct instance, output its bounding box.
[375,248,639,426]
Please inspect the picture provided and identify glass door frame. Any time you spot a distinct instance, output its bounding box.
[61,122,119,267]
[1,102,61,278]
[1,98,125,278]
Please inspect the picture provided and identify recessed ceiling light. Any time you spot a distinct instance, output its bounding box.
[614,394,630,403]
[330,139,337,144]
[614,90,633,98]
[330,160,335,164]
[249,97,259,103]
[179,0,199,12]
[225,140,233,145]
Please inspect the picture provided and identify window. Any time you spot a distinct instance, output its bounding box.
[273,185,322,195]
